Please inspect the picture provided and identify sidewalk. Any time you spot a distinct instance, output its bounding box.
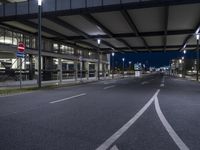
[0,77,99,89]
[0,74,129,89]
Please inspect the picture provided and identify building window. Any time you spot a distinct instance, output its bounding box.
[25,35,30,48]
[4,30,12,44]
[30,37,36,49]
[53,43,59,53]
[0,28,4,43]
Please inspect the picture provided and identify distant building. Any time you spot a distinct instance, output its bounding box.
[170,58,197,77]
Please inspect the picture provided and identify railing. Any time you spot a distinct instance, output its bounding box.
[0,0,150,17]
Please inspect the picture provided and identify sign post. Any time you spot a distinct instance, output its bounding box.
[16,42,25,89]
[79,56,83,82]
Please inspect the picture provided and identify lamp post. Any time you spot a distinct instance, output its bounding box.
[196,31,199,81]
[111,52,115,79]
[38,0,42,88]
[129,61,132,70]
[122,58,125,78]
[97,39,101,80]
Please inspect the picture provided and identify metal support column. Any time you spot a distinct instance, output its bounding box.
[197,38,199,81]
[38,4,42,88]
[98,45,100,80]
[58,58,62,84]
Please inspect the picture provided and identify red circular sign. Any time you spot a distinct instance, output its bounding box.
[18,42,25,53]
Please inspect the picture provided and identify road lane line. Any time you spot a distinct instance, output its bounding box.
[49,93,86,104]
[96,89,160,150]
[154,96,189,150]
[110,145,119,150]
[160,84,164,87]
[104,85,116,90]
[141,81,149,85]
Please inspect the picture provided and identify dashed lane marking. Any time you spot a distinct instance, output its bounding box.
[141,81,149,85]
[104,85,116,90]
[49,93,86,104]
[160,84,165,87]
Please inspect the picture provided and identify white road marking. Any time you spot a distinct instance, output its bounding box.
[110,145,119,150]
[49,93,86,104]
[154,96,189,150]
[104,85,116,90]
[104,81,116,85]
[160,84,164,87]
[96,89,160,150]
[141,81,149,85]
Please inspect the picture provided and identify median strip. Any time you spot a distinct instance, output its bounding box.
[49,93,86,104]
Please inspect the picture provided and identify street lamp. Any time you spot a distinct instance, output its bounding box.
[183,50,186,54]
[122,58,125,77]
[111,52,115,79]
[97,39,101,80]
[196,29,199,81]
[38,0,42,88]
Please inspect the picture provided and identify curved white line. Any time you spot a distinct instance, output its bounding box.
[154,96,189,150]
[96,89,160,150]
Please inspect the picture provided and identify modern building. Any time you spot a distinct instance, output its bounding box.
[170,58,198,78]
[0,0,199,83]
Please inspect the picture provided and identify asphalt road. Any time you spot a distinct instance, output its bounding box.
[0,73,200,150]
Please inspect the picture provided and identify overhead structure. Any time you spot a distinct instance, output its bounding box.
[0,0,200,53]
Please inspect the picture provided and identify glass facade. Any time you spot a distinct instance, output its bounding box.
[0,26,100,59]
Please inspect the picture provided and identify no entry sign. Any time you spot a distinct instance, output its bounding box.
[18,42,25,53]
[16,42,25,58]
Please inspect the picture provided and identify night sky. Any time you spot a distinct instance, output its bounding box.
[112,50,197,69]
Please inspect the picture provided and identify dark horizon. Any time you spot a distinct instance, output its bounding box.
[111,50,197,68]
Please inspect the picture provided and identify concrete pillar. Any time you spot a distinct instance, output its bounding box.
[74,60,78,81]
[80,60,83,81]
[85,61,89,80]
[58,58,62,84]
[29,54,34,80]
[95,62,98,79]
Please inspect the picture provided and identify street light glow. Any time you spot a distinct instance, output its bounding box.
[183,50,186,54]
[196,28,200,40]
[38,0,42,6]
[197,34,200,40]
[112,52,115,57]
[122,58,125,62]
[129,61,131,64]
[97,39,101,45]
[182,57,184,60]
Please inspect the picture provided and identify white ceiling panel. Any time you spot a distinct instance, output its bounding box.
[128,7,165,32]
[59,15,105,36]
[92,11,133,34]
[30,18,78,36]
[167,35,188,45]
[144,36,163,46]
[122,37,144,47]
[168,4,200,30]
[103,38,126,47]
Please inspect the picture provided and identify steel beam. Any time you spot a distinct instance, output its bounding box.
[163,6,169,52]
[82,14,136,52]
[121,10,150,52]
